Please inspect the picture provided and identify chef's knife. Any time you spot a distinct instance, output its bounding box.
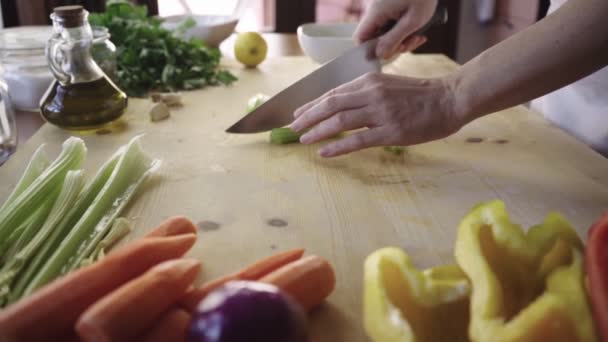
[226,5,448,134]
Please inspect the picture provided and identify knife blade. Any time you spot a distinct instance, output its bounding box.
[226,6,448,134]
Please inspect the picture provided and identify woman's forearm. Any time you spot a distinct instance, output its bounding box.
[450,0,608,123]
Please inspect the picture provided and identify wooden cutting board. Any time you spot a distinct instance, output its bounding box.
[1,54,608,341]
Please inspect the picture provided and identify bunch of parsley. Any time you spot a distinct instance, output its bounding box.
[89,0,237,97]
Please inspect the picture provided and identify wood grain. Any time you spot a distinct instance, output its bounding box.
[1,54,607,341]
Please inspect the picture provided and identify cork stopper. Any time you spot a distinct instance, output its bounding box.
[53,5,86,28]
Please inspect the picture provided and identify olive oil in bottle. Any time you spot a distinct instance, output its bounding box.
[41,5,127,131]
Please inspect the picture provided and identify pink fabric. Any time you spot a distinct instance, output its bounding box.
[317,0,364,23]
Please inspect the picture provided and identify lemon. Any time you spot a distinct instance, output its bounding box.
[234,32,268,67]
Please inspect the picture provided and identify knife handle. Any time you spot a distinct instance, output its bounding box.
[416,4,449,35]
[377,4,448,38]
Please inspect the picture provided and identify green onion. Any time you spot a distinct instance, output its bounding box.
[0,138,86,255]
[25,135,160,293]
[270,128,302,145]
[0,170,83,305]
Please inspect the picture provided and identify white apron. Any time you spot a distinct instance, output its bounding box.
[530,0,608,156]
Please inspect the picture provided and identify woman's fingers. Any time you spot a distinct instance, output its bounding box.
[376,11,422,59]
[291,91,368,132]
[293,77,367,119]
[289,72,457,158]
[410,35,428,51]
[353,3,385,43]
[397,35,427,54]
[318,128,390,157]
[300,108,370,144]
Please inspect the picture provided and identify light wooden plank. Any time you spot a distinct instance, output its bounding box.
[1,54,607,341]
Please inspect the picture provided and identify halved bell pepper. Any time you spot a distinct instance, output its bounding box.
[585,211,608,341]
[363,247,471,342]
[455,200,597,342]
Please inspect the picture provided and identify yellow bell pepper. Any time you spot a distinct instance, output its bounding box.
[455,200,597,342]
[363,247,471,342]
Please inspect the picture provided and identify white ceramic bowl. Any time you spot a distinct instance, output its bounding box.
[297,22,357,64]
[161,15,238,48]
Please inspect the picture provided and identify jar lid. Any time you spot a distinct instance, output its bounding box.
[53,5,86,28]
[0,26,53,51]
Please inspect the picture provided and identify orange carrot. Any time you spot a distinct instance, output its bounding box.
[259,255,335,312]
[76,258,201,342]
[145,216,197,238]
[0,234,196,342]
[237,249,306,280]
[180,248,305,312]
[139,307,192,342]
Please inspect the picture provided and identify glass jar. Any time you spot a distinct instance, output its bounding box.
[0,67,17,165]
[41,5,127,131]
[0,26,55,112]
[91,26,118,83]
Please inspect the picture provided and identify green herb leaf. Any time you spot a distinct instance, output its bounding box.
[89,3,236,97]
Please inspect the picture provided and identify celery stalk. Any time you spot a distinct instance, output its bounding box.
[0,170,83,305]
[0,147,51,260]
[1,197,55,266]
[79,217,132,268]
[0,223,26,264]
[270,127,302,144]
[25,135,160,293]
[64,137,160,272]
[0,138,86,248]
[383,146,405,155]
[9,152,121,303]
[93,217,133,261]
[0,145,50,213]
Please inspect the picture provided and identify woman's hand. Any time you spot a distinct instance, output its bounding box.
[289,72,463,158]
[355,0,438,58]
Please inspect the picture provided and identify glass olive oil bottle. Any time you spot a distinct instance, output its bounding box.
[41,5,127,131]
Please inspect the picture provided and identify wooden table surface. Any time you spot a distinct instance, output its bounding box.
[2,52,608,341]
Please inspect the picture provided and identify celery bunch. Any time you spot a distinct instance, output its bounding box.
[0,135,160,306]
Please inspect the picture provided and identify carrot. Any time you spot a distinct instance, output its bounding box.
[180,248,305,312]
[76,258,201,342]
[259,255,335,312]
[145,216,197,238]
[139,307,192,342]
[0,234,196,342]
[238,249,306,280]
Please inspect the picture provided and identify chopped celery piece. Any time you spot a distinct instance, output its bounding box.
[0,145,50,213]
[25,135,160,293]
[270,127,302,145]
[80,217,132,268]
[0,170,83,305]
[246,93,270,113]
[383,146,405,155]
[11,152,121,302]
[0,138,86,250]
